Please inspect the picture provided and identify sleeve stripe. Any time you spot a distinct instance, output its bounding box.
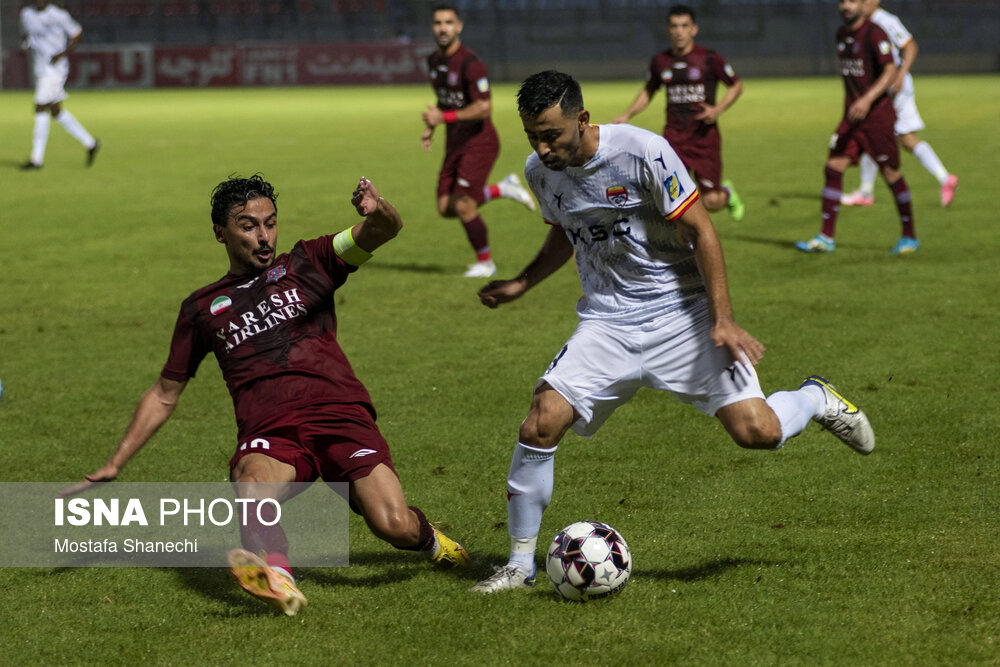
[665,190,700,221]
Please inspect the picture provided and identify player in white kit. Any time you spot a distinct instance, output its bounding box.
[19,0,100,170]
[471,71,876,593]
[841,0,958,207]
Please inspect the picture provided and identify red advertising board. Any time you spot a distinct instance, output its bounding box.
[3,43,430,90]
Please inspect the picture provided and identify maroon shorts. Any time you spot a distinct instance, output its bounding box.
[829,110,900,168]
[229,402,396,484]
[665,125,723,193]
[437,141,499,204]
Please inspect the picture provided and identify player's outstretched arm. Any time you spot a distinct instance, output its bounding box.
[349,177,402,253]
[612,88,652,124]
[479,225,573,308]
[60,376,187,497]
[677,201,765,365]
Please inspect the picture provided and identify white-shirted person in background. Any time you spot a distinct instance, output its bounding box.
[19,0,100,170]
[841,0,958,208]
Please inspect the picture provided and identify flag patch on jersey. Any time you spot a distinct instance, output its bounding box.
[665,172,685,203]
[266,265,286,284]
[210,296,232,315]
[606,185,628,207]
[477,77,489,93]
[661,69,673,82]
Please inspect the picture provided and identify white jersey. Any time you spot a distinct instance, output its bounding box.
[870,7,915,97]
[525,123,703,325]
[20,4,81,68]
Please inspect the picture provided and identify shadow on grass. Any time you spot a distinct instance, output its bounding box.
[365,261,452,275]
[643,557,784,582]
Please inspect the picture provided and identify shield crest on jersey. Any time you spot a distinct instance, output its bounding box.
[266,265,287,284]
[606,185,628,207]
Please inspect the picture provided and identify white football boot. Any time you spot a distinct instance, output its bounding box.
[471,564,536,593]
[800,376,875,455]
[498,173,536,211]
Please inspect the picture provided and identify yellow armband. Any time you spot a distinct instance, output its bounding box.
[333,228,373,266]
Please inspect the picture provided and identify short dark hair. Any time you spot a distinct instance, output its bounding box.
[432,4,460,19]
[516,70,584,120]
[210,174,277,227]
[669,4,696,22]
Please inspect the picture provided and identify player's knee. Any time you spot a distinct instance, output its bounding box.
[731,416,782,450]
[518,412,563,449]
[366,505,415,546]
[702,191,725,211]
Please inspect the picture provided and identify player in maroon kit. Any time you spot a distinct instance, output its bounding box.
[796,0,918,255]
[613,5,745,222]
[63,175,470,616]
[421,4,536,278]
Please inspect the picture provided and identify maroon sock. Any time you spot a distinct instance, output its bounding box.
[394,505,436,552]
[889,177,916,238]
[821,166,843,238]
[461,216,490,260]
[239,500,290,569]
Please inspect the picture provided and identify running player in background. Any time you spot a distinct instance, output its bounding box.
[63,175,469,615]
[472,71,874,593]
[421,4,536,278]
[613,5,745,222]
[797,0,918,255]
[19,0,99,170]
[841,0,958,208]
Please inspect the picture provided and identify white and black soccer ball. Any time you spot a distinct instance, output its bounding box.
[545,521,631,601]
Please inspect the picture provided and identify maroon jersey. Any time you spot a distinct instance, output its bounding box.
[426,44,498,152]
[836,19,895,116]
[161,236,372,438]
[643,44,738,142]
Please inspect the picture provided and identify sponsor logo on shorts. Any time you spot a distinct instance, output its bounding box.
[210,296,232,315]
[349,448,377,459]
[606,185,628,207]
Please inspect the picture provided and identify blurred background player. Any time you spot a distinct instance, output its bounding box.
[63,175,469,616]
[421,4,536,278]
[613,4,744,222]
[472,71,874,593]
[19,0,100,170]
[841,0,958,208]
[797,0,918,255]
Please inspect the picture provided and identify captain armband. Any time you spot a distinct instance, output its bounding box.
[333,228,373,266]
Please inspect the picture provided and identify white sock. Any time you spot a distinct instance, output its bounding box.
[858,153,877,196]
[505,441,556,569]
[271,566,293,581]
[56,110,96,149]
[765,388,822,446]
[912,141,949,184]
[509,537,538,572]
[31,112,51,165]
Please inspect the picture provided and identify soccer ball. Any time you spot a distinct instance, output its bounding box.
[545,521,631,601]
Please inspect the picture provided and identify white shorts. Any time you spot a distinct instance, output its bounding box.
[538,300,765,438]
[892,88,925,136]
[33,60,70,106]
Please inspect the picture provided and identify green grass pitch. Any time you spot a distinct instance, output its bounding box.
[0,75,998,664]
